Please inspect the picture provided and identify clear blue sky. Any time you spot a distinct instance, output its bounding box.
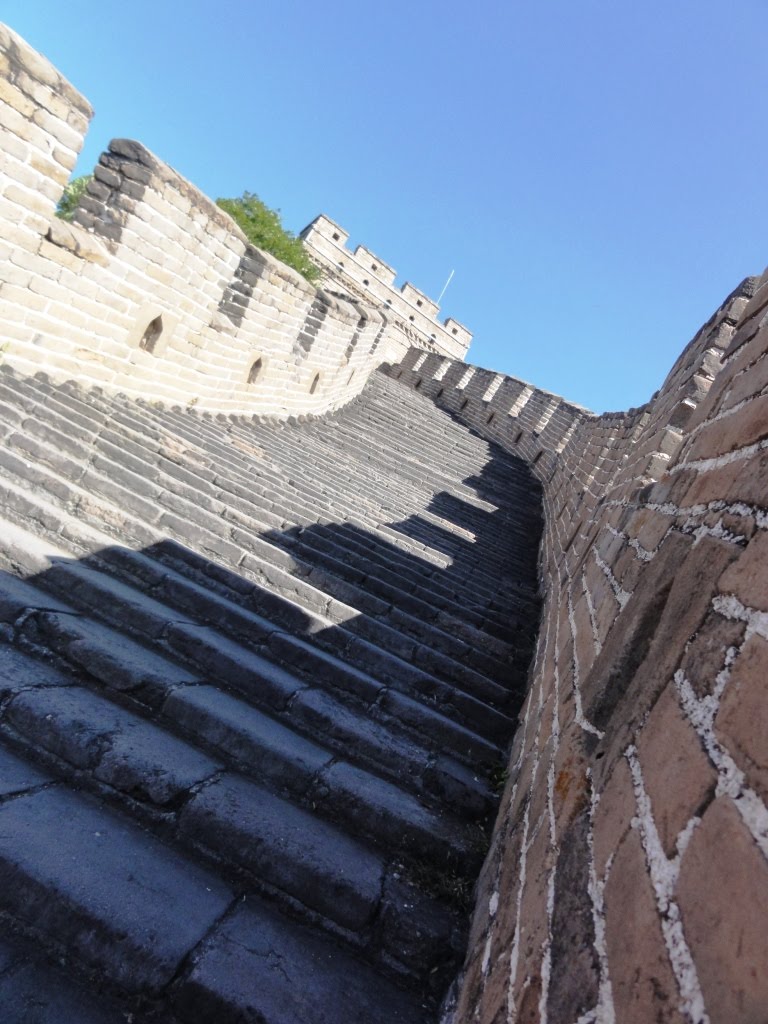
[5,1,768,412]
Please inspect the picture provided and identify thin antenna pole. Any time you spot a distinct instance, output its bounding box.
[436,269,454,305]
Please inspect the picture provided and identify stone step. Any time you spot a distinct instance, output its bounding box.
[0,928,128,1024]
[0,372,528,630]
[0,450,517,758]
[0,620,473,990]
[279,522,537,650]
[0,393,521,694]
[0,365,543,1020]
[0,526,495,827]
[0,761,428,1022]
[0,471,511,774]
[2,683,464,970]
[27,372,532,602]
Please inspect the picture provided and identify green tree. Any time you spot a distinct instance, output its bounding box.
[216,192,320,284]
[56,174,93,221]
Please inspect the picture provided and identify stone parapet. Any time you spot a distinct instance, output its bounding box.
[386,271,768,1024]
[0,25,408,418]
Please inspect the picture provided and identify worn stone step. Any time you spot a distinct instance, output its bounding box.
[40,546,504,776]
[3,686,388,938]
[0,364,543,1021]
[0,415,519,705]
[0,648,468,985]
[279,524,533,664]
[0,571,484,870]
[0,507,506,796]
[173,897,426,1024]
[0,776,429,1022]
[0,781,234,995]
[0,929,128,1024]
[0,428,512,700]
[151,539,516,745]
[57,382,528,598]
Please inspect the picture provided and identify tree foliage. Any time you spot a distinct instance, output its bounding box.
[216,192,320,284]
[55,180,320,286]
[56,174,93,221]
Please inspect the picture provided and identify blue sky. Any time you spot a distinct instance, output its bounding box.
[5,1,767,412]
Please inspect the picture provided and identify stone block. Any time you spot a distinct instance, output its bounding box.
[715,634,768,802]
[679,609,745,698]
[179,772,383,931]
[604,829,684,1023]
[593,754,635,876]
[685,392,768,464]
[0,77,36,117]
[717,529,768,612]
[173,899,422,1024]
[677,797,768,1024]
[627,506,672,552]
[719,351,768,412]
[635,683,716,856]
[0,787,232,993]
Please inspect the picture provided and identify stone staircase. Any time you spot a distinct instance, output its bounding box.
[0,365,542,1023]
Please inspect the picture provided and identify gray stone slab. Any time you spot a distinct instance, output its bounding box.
[0,744,50,796]
[0,787,233,993]
[174,899,425,1024]
[0,575,72,625]
[27,611,198,705]
[8,685,221,803]
[289,688,428,779]
[266,630,383,703]
[0,936,122,1024]
[180,772,384,931]
[164,684,331,795]
[322,761,474,869]
[0,644,73,700]
[163,623,303,709]
[96,717,221,805]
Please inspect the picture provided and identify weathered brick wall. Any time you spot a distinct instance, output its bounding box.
[0,24,407,417]
[387,273,768,1023]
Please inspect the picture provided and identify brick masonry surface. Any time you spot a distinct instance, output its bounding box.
[388,270,768,1023]
[0,24,412,419]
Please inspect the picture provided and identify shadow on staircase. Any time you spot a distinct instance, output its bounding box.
[0,364,543,1023]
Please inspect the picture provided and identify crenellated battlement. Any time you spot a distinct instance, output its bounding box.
[0,24,418,419]
[300,214,472,360]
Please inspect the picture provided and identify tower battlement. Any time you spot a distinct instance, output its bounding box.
[300,214,472,360]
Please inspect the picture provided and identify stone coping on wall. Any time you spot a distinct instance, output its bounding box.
[0,22,409,419]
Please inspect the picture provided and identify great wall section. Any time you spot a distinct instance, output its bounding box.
[0,22,766,1024]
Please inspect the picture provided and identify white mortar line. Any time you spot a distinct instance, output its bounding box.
[605,523,655,562]
[593,549,631,609]
[578,569,601,655]
[566,584,604,739]
[625,746,710,1024]
[711,593,768,642]
[675,662,768,863]
[669,436,768,475]
[585,769,616,1024]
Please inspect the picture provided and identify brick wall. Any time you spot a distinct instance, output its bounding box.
[0,24,408,418]
[386,272,768,1023]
